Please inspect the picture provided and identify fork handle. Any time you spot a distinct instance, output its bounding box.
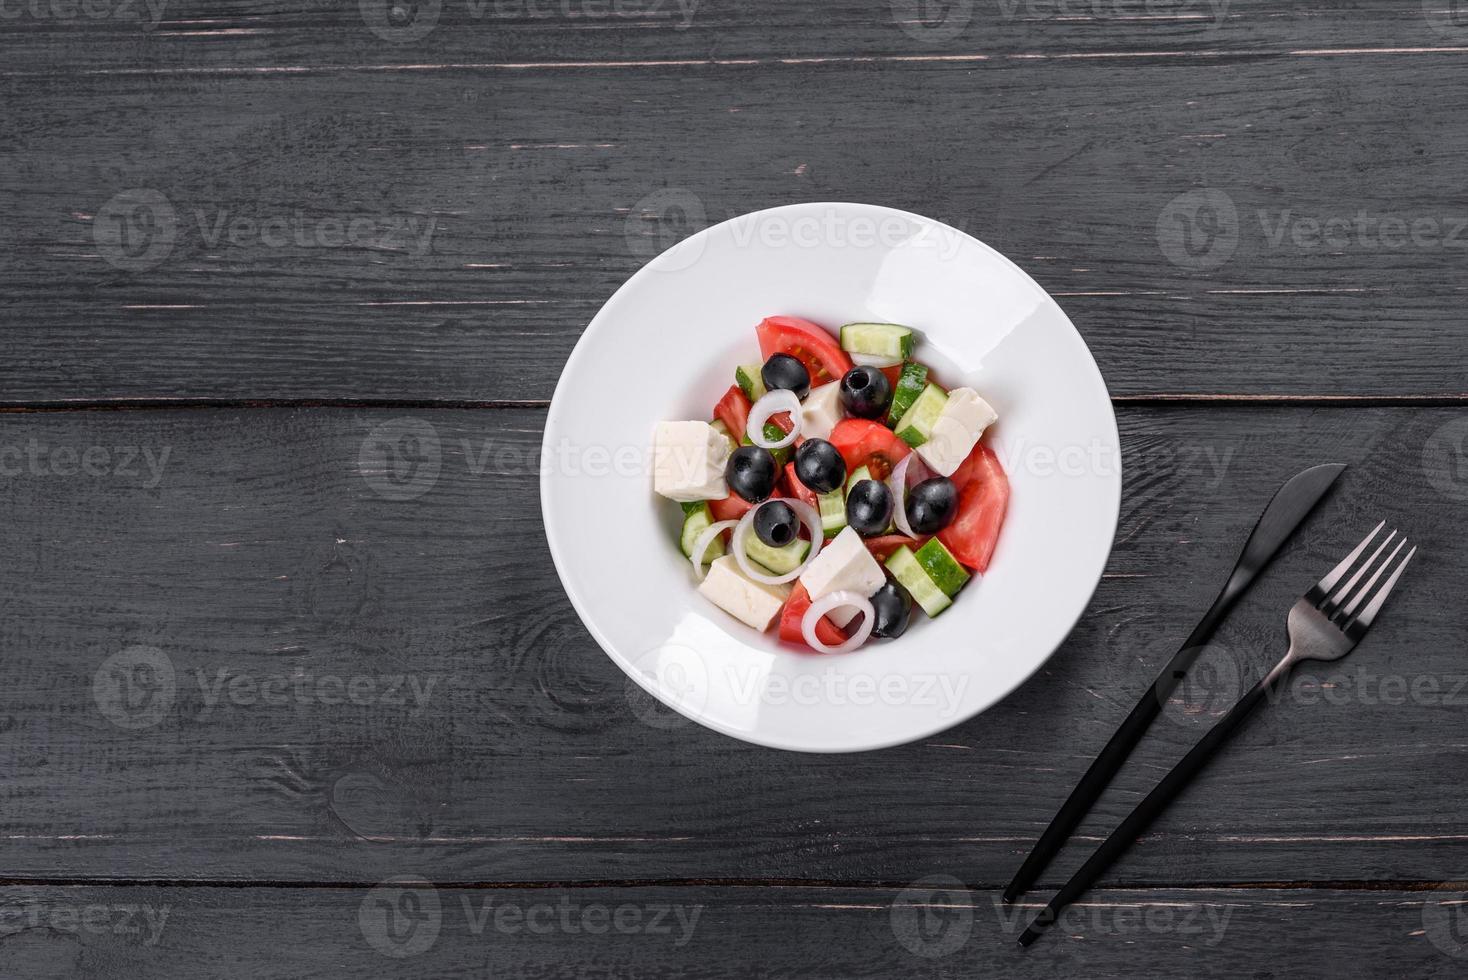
[1018,653,1295,946]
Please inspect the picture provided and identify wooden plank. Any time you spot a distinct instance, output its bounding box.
[0,403,1462,884]
[0,0,1461,71]
[2,55,1467,400]
[0,883,1461,977]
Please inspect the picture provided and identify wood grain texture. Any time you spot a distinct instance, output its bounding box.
[0,404,1463,885]
[1,17,1467,400]
[1,883,1466,978]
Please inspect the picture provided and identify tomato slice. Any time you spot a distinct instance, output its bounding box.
[708,490,754,523]
[756,316,853,386]
[861,533,927,562]
[937,444,1009,572]
[782,462,819,508]
[879,364,903,390]
[778,582,848,649]
[713,385,751,439]
[828,418,911,481]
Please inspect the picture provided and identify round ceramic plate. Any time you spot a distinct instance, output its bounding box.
[541,202,1120,752]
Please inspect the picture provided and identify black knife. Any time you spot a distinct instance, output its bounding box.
[1002,462,1347,904]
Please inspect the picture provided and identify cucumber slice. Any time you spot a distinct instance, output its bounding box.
[742,422,791,467]
[886,546,952,617]
[846,465,874,497]
[680,501,725,560]
[735,363,767,402]
[894,383,948,448]
[743,534,810,575]
[840,322,914,361]
[915,537,970,597]
[886,361,930,426]
[817,488,847,535]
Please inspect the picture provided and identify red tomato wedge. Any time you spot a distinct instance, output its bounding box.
[828,418,911,481]
[713,385,751,439]
[938,443,1009,572]
[879,364,903,390]
[779,582,847,649]
[782,463,819,508]
[861,534,928,562]
[756,316,853,386]
[708,490,754,522]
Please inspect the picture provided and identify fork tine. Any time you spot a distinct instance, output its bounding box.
[1335,537,1405,621]
[1309,520,1385,605]
[1348,545,1417,633]
[1324,529,1396,615]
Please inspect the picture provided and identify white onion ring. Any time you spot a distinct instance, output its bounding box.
[887,452,933,539]
[746,389,801,450]
[850,351,903,369]
[689,519,739,579]
[732,499,823,585]
[802,590,876,654]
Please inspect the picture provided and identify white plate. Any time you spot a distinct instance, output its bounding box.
[541,203,1120,752]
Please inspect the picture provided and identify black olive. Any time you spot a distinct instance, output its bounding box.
[838,365,892,419]
[870,582,911,639]
[761,353,811,399]
[846,479,894,536]
[793,438,846,494]
[753,500,800,547]
[726,445,778,503]
[906,477,959,534]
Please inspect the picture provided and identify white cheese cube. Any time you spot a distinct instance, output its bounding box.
[653,420,731,502]
[915,387,997,477]
[698,556,791,631]
[799,526,886,605]
[800,382,843,442]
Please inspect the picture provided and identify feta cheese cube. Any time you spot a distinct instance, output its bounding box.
[653,420,731,502]
[800,382,843,442]
[799,526,886,605]
[915,387,997,476]
[698,555,791,631]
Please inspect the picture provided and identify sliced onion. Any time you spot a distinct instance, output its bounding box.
[803,590,876,654]
[887,451,933,539]
[732,499,823,585]
[690,519,739,579]
[746,389,801,450]
[850,351,903,369]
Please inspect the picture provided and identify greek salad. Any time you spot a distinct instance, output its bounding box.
[652,315,1009,653]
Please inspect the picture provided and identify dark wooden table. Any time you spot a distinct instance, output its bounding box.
[2,1,1467,975]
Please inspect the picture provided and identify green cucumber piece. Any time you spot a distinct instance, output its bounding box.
[741,423,791,467]
[735,363,768,402]
[915,537,970,598]
[680,502,724,560]
[840,322,914,361]
[743,534,810,575]
[886,361,930,426]
[846,465,874,497]
[886,546,952,617]
[894,383,948,448]
[817,488,847,535]
[710,419,736,450]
